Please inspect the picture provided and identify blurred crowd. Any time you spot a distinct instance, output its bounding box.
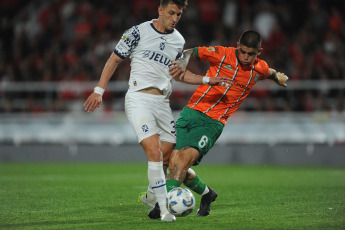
[0,0,344,114]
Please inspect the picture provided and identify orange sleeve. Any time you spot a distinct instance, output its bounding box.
[195,46,226,65]
[257,59,270,80]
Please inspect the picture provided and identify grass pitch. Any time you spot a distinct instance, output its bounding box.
[0,163,344,229]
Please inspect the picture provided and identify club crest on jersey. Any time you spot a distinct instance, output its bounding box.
[159,42,166,50]
[224,64,234,71]
[142,124,149,133]
[207,47,215,52]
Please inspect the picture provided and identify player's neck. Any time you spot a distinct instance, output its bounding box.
[152,19,172,34]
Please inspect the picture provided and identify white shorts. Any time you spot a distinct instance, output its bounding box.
[125,91,176,143]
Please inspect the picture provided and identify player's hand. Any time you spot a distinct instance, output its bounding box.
[83,93,102,112]
[276,72,288,87]
[209,77,233,87]
[169,61,185,81]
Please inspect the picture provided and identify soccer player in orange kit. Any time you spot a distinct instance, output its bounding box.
[164,30,289,217]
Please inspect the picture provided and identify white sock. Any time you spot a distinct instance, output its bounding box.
[201,186,209,196]
[146,165,168,201]
[146,185,155,200]
[148,161,169,214]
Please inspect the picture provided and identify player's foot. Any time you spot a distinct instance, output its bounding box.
[161,212,176,221]
[148,202,160,219]
[196,186,218,216]
[138,192,155,209]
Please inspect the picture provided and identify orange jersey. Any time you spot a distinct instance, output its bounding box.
[187,46,270,125]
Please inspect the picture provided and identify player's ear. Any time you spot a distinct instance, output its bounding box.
[158,6,163,16]
[257,48,263,56]
[236,42,240,48]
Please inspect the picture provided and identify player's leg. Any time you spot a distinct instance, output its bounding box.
[166,148,210,196]
[139,141,173,209]
[183,168,217,216]
[166,147,200,188]
[125,92,175,221]
[166,107,223,216]
[140,135,175,221]
[161,141,174,175]
[145,103,177,221]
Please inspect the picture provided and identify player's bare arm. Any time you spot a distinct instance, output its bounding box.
[169,48,194,81]
[177,48,194,71]
[84,52,123,112]
[268,68,288,87]
[169,49,232,87]
[172,69,232,87]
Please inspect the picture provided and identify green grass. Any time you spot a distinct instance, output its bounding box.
[0,163,344,229]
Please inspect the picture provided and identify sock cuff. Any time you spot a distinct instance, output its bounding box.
[148,161,163,170]
[166,179,181,192]
[184,174,200,187]
[184,174,206,195]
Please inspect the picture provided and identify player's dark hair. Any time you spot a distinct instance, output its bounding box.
[160,0,188,10]
[239,30,262,49]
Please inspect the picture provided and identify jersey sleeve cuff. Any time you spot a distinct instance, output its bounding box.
[194,47,200,60]
[113,49,126,59]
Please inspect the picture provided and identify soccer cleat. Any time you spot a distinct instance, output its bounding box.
[196,186,218,216]
[161,212,176,221]
[138,192,156,209]
[148,202,161,219]
[148,203,176,221]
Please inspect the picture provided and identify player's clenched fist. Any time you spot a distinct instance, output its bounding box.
[276,72,288,87]
[84,93,102,112]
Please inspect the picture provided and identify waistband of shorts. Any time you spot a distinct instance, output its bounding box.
[126,91,169,101]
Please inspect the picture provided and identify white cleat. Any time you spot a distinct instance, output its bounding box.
[161,212,176,222]
[139,192,156,209]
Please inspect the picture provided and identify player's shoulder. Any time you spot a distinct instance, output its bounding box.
[136,20,152,31]
[198,46,229,55]
[254,57,269,68]
[129,20,155,40]
[254,57,269,74]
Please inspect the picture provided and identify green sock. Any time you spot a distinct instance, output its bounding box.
[166,179,181,192]
[184,174,206,195]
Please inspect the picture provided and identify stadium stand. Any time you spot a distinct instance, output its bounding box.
[0,0,344,158]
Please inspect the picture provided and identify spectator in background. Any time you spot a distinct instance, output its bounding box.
[222,0,238,30]
[253,0,278,41]
[0,0,344,114]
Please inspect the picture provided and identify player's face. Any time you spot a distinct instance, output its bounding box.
[159,3,183,32]
[237,43,262,66]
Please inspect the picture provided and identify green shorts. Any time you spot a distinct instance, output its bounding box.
[174,107,224,165]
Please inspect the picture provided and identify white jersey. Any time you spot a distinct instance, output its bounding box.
[114,20,185,98]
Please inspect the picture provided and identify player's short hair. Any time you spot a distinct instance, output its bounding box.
[160,0,188,10]
[239,30,262,49]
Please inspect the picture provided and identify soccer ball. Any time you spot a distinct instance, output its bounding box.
[166,187,195,217]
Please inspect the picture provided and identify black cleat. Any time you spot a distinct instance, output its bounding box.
[148,202,160,219]
[196,186,218,216]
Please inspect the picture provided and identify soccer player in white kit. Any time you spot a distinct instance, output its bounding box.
[84,0,231,222]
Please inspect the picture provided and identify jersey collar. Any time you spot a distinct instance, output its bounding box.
[150,20,174,34]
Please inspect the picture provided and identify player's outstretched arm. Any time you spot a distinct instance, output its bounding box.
[170,66,232,87]
[268,68,288,87]
[84,52,123,112]
[170,48,232,87]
